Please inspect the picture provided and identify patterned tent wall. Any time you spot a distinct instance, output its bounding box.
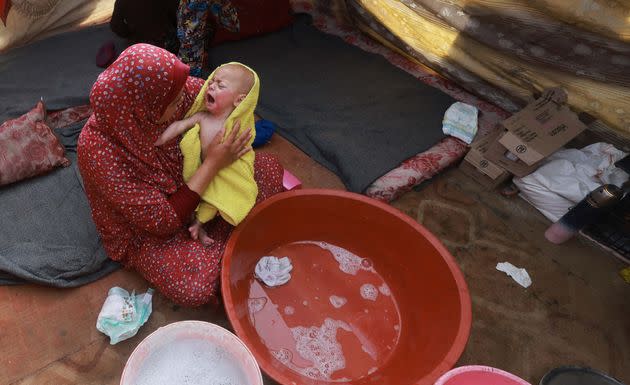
[3,0,630,145]
[0,0,115,52]
[302,0,630,146]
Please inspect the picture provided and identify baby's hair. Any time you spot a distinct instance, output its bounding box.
[223,63,255,94]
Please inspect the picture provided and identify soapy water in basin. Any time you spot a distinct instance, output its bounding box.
[379,283,391,296]
[133,339,248,385]
[248,241,402,382]
[329,295,347,308]
[360,284,378,301]
[271,318,352,381]
[299,241,375,276]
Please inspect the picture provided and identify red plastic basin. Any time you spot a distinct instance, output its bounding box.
[222,189,471,385]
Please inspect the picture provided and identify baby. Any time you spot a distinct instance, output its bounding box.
[156,63,257,245]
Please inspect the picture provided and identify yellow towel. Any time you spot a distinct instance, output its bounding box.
[180,62,259,226]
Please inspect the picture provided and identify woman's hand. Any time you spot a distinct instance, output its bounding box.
[204,120,253,170]
[186,120,253,196]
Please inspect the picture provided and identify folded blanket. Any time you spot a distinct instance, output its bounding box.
[180,62,259,225]
[0,120,120,287]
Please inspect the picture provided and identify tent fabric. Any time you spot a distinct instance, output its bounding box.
[0,23,123,124]
[299,0,630,142]
[210,14,455,192]
[290,1,510,201]
[0,0,114,53]
[2,0,629,142]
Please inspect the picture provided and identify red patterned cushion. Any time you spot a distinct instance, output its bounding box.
[211,0,293,45]
[0,101,70,186]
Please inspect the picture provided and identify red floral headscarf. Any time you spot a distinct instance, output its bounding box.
[89,43,192,193]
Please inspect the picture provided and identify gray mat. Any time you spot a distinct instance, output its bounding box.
[0,26,125,286]
[0,24,124,123]
[0,121,120,287]
[210,14,454,192]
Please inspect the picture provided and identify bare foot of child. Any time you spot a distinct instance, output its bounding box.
[188,220,215,246]
[198,226,215,246]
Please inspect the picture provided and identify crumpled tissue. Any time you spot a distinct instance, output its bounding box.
[442,102,479,144]
[255,256,293,287]
[96,287,154,344]
[496,262,532,288]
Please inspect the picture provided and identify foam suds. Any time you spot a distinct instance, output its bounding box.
[286,318,351,381]
[247,297,267,315]
[271,348,293,365]
[284,306,295,315]
[300,241,375,276]
[302,300,309,306]
[272,348,348,382]
[378,283,391,296]
[361,344,377,361]
[134,339,248,385]
[360,284,378,301]
[329,295,347,309]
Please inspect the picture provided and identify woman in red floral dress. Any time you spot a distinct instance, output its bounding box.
[78,44,283,306]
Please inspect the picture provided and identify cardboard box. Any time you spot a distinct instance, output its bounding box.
[484,137,540,177]
[483,88,587,177]
[463,129,509,178]
[497,88,587,166]
[459,160,512,189]
[460,129,512,188]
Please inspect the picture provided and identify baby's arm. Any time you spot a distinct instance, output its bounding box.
[155,113,203,146]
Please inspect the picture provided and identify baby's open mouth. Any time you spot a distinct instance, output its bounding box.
[206,93,215,104]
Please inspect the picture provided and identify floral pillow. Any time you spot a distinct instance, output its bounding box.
[0,100,70,186]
